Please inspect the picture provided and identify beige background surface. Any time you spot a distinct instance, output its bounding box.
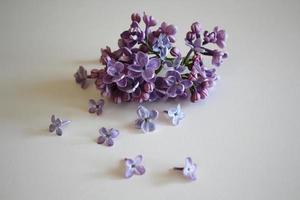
[1,0,300,199]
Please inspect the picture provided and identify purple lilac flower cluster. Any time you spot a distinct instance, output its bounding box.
[75,12,228,103]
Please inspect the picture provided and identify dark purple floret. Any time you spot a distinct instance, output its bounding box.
[74,66,88,89]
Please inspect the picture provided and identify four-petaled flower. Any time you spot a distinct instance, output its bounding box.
[128,51,160,82]
[183,157,197,180]
[49,115,70,136]
[103,61,126,87]
[97,127,120,146]
[74,66,88,89]
[124,155,146,178]
[174,157,197,181]
[164,104,185,126]
[152,34,172,59]
[165,70,193,97]
[135,105,158,133]
[88,99,105,115]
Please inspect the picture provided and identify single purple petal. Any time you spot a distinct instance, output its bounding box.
[97,136,106,144]
[175,84,185,95]
[109,128,119,138]
[134,165,146,175]
[181,80,193,88]
[49,124,56,132]
[149,110,158,119]
[89,107,97,113]
[125,166,134,178]
[107,66,117,77]
[106,138,114,146]
[169,35,176,43]
[136,51,149,66]
[137,105,149,119]
[89,99,96,107]
[134,155,143,165]
[146,58,160,70]
[167,85,177,97]
[141,120,155,133]
[51,115,56,123]
[56,128,63,136]
[114,62,124,72]
[99,127,108,136]
[166,70,181,81]
[142,68,155,81]
[135,118,144,129]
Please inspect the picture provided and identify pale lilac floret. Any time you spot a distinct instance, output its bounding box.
[135,105,158,133]
[164,104,185,126]
[124,155,146,178]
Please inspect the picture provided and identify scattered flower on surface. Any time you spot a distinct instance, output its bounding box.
[174,157,197,181]
[135,105,158,133]
[124,155,146,178]
[97,127,120,147]
[88,99,105,115]
[164,104,185,126]
[49,115,70,136]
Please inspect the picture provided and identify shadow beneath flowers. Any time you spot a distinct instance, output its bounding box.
[106,160,124,180]
[151,168,190,185]
[24,78,100,114]
[23,127,53,138]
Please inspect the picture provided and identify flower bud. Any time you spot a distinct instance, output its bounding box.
[191,22,201,34]
[199,88,209,99]
[170,47,181,57]
[144,82,154,93]
[191,92,201,102]
[131,13,141,23]
[185,31,195,42]
[142,92,150,101]
[188,72,198,81]
[143,12,157,27]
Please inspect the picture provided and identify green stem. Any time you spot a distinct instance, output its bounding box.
[182,48,193,65]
